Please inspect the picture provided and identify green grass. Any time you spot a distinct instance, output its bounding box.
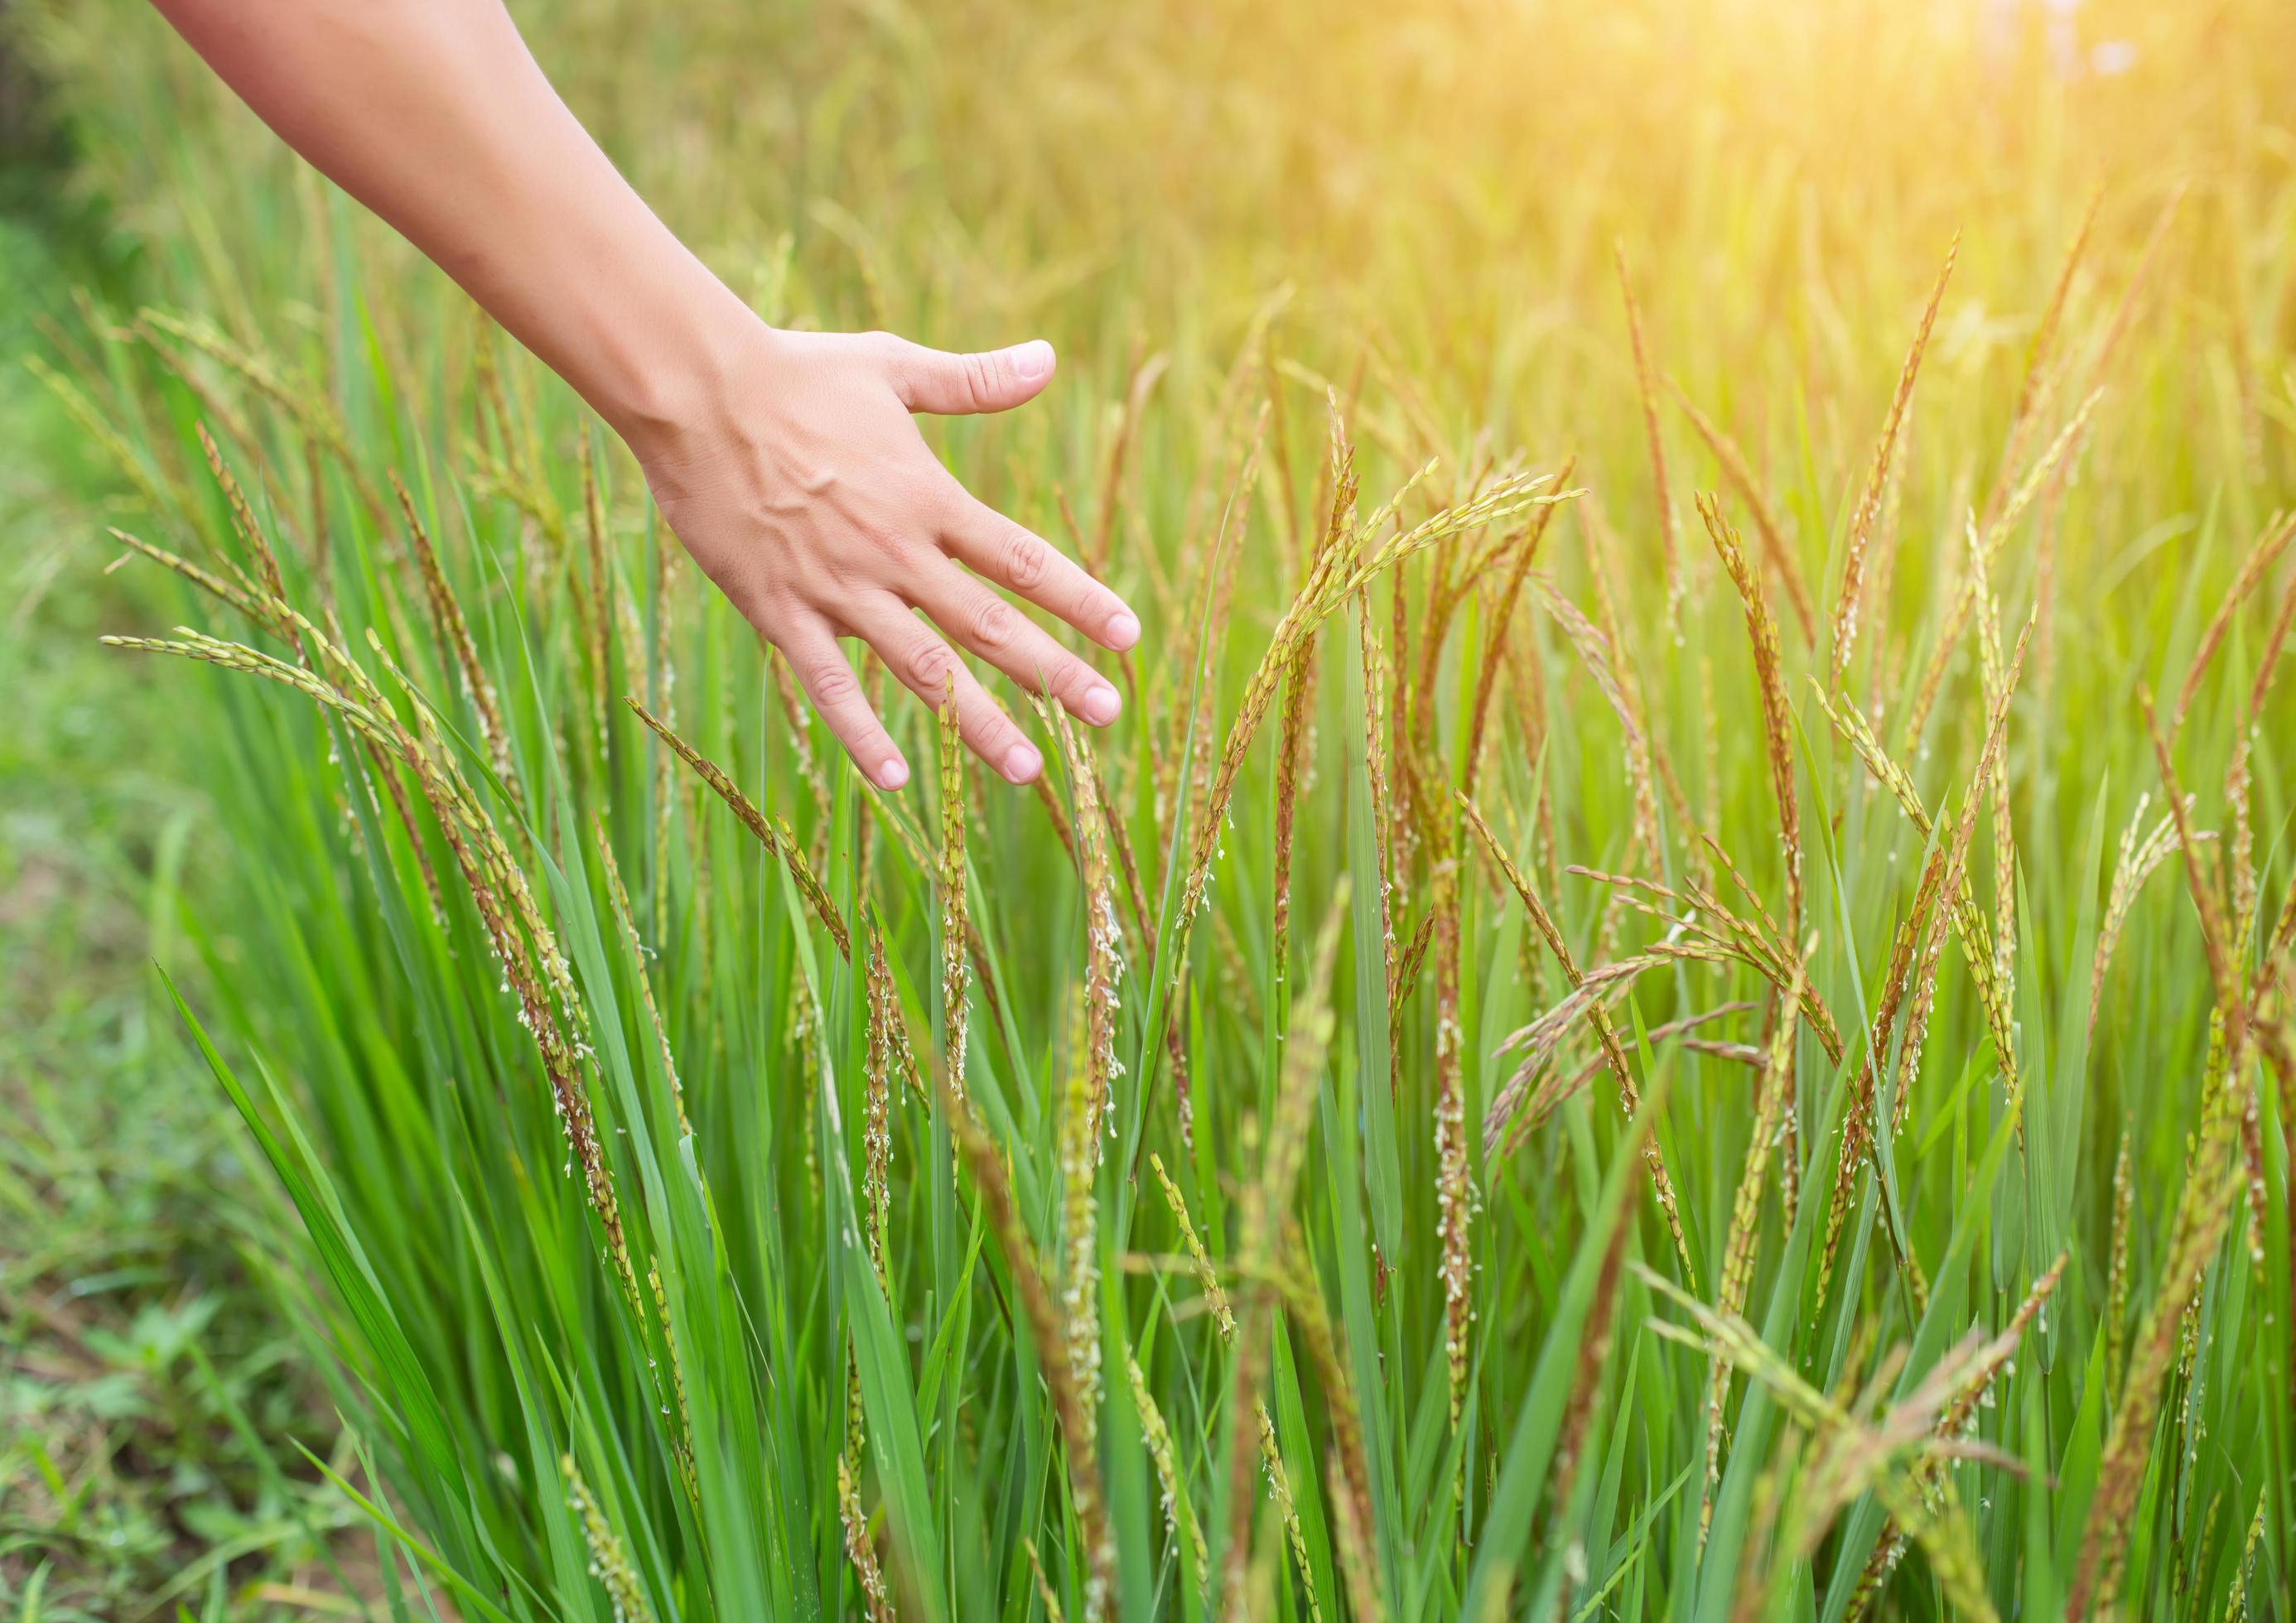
[0,60,372,1616]
[7,0,2296,1618]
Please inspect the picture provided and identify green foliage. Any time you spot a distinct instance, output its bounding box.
[9,0,2296,1618]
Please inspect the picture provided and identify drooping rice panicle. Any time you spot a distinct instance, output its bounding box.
[1058,994,1104,1452]
[1460,791,1696,1283]
[135,306,390,523]
[1831,236,1956,688]
[1615,241,1683,634]
[1126,1351,1206,1576]
[1668,384,1817,646]
[111,628,640,1309]
[936,678,972,1105]
[644,1259,699,1506]
[1463,460,1570,798]
[1977,186,2100,533]
[193,421,301,657]
[1811,625,2032,1127]
[1969,522,2018,1001]
[2104,1116,2134,1399]
[626,696,850,957]
[1150,1150,1232,1338]
[1840,1255,2066,1621]
[1531,569,1660,864]
[1900,390,2098,749]
[562,1453,660,1623]
[860,922,897,1268]
[2171,508,2296,738]
[1272,407,1355,975]
[1643,1267,2001,1623]
[2090,796,2186,1042]
[837,1451,898,1623]
[1699,493,1803,944]
[391,469,522,810]
[1430,858,1473,1429]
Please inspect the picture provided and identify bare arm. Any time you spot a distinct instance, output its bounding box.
[150,0,1138,788]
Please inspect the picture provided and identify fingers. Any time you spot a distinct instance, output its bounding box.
[848,597,1049,785]
[907,557,1123,725]
[940,494,1141,653]
[774,620,911,792]
[878,335,1057,417]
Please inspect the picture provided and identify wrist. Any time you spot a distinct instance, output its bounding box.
[592,272,769,466]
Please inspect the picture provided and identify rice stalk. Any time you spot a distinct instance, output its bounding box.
[1840,1252,2066,1621]
[1223,894,1344,1612]
[1700,942,1807,1547]
[1459,791,1696,1283]
[1816,837,1948,1312]
[2066,706,2256,1620]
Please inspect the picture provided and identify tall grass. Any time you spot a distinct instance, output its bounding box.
[16,0,2296,1616]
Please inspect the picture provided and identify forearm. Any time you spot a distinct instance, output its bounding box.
[151,0,740,450]
[154,0,1139,790]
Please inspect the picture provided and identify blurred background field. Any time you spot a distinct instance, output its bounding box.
[2,0,2294,1617]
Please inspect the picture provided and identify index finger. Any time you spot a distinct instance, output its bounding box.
[939,494,1141,654]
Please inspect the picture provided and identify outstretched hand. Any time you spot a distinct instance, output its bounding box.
[145,0,1136,788]
[633,324,1140,791]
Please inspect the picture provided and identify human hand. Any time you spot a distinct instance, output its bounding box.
[633,322,1140,791]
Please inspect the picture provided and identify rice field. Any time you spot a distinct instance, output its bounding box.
[6,0,2295,1616]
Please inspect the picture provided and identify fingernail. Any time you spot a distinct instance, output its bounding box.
[1009,340,1054,381]
[879,756,909,790]
[1002,742,1042,783]
[1107,610,1141,651]
[1083,684,1121,725]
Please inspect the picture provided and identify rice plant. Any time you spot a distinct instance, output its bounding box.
[14,0,2296,1617]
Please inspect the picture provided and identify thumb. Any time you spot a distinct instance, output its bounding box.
[880,336,1057,416]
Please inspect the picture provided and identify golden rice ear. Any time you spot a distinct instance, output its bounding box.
[391,467,523,812]
[1902,389,2099,749]
[1831,235,1956,689]
[1459,789,1696,1285]
[936,673,969,1103]
[1669,386,1816,646]
[1979,187,2101,536]
[2172,508,2296,739]
[1699,492,1802,944]
[1614,240,1682,636]
[625,695,850,956]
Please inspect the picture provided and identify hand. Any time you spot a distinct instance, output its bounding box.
[633,321,1141,791]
